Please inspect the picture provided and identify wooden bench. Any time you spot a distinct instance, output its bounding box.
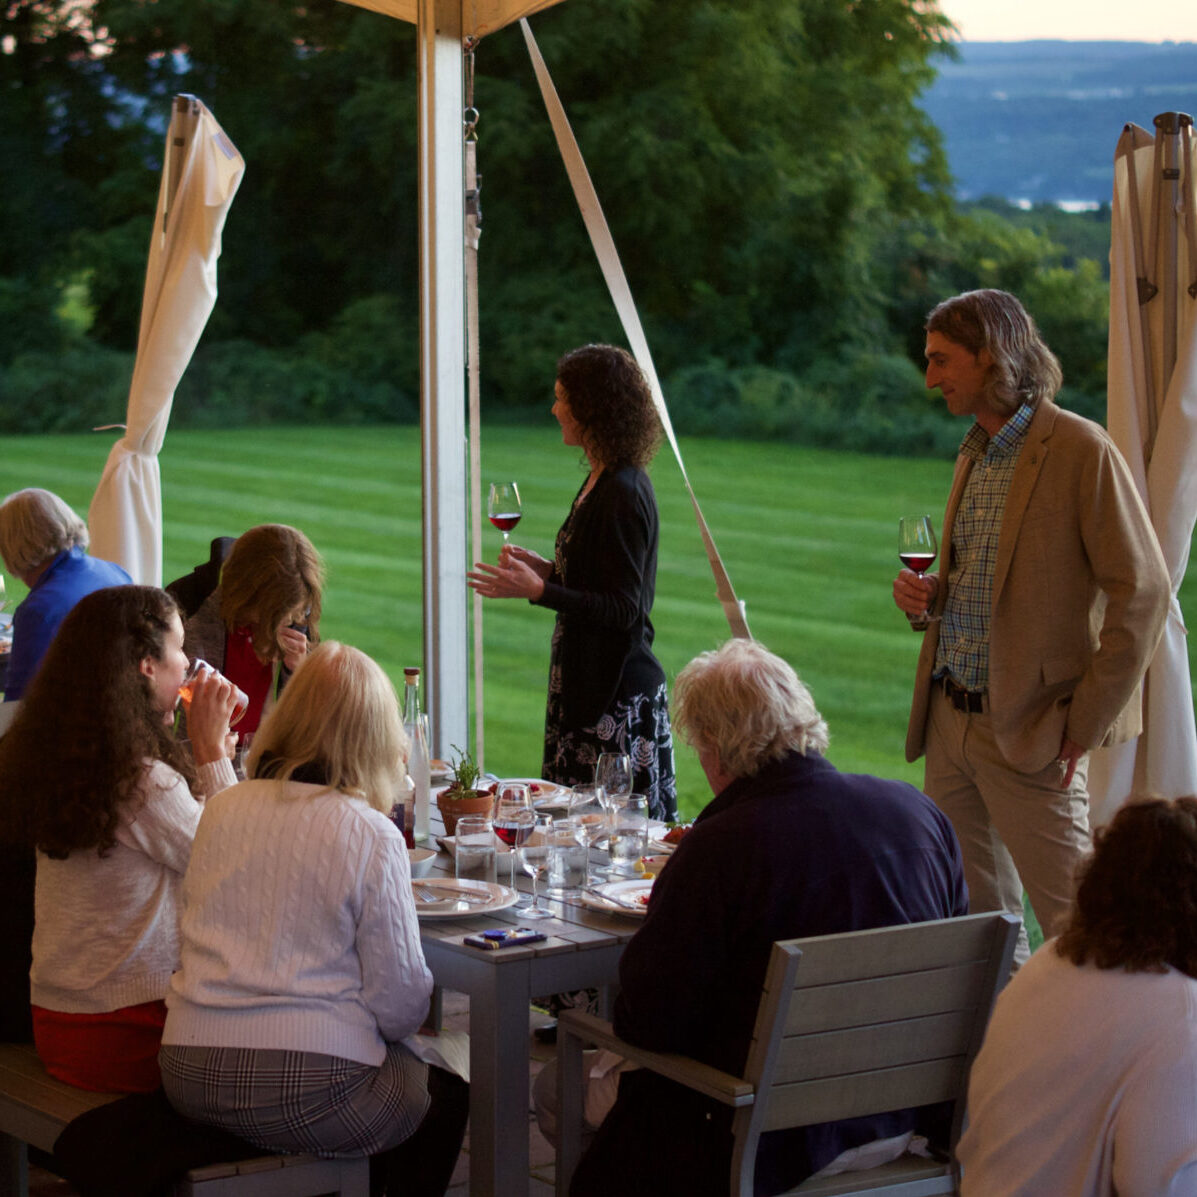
[0,1042,369,1196]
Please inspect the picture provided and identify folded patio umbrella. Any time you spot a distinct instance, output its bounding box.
[1088,113,1197,825]
[88,96,245,585]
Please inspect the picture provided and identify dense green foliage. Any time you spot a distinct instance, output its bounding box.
[0,0,1114,445]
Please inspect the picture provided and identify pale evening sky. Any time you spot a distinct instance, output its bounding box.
[937,0,1195,43]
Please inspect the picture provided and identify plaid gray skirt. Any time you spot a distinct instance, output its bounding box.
[159,1043,430,1158]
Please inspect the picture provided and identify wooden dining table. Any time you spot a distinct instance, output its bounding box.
[418,807,646,1197]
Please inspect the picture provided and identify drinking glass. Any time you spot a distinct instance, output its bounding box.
[898,514,940,623]
[487,481,523,544]
[494,783,533,884]
[178,658,250,726]
[546,817,589,898]
[608,794,650,877]
[595,753,632,804]
[455,815,497,885]
[517,816,555,919]
[569,783,610,884]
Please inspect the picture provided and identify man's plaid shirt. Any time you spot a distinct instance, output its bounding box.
[935,402,1035,691]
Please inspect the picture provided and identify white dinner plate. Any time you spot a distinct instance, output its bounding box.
[412,878,519,919]
[502,778,572,809]
[580,879,655,918]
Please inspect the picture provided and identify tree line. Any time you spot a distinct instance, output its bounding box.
[0,0,1112,454]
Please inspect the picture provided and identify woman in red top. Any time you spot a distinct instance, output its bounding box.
[182,525,325,748]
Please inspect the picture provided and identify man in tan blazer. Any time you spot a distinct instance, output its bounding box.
[893,289,1169,962]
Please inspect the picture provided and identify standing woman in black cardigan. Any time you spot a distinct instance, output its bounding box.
[469,344,677,820]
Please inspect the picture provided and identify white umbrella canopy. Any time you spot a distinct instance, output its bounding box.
[88,95,245,585]
[336,0,563,36]
[1088,113,1197,826]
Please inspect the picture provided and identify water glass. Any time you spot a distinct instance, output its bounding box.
[608,794,650,877]
[455,815,497,885]
[568,784,609,883]
[546,817,588,896]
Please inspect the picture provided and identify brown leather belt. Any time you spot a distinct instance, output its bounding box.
[939,676,987,714]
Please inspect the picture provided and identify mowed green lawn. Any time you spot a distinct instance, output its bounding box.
[5,423,1194,820]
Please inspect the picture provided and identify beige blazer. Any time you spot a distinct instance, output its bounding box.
[906,401,1170,774]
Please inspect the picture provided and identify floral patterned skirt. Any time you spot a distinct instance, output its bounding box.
[542,633,677,822]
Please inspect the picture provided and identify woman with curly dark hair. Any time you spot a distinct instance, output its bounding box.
[0,585,238,1092]
[469,344,676,819]
[958,796,1197,1194]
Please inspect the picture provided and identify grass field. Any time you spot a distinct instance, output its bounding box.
[4,423,1194,821]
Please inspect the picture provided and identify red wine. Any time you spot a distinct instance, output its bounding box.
[899,552,936,574]
[494,820,530,848]
[489,512,521,533]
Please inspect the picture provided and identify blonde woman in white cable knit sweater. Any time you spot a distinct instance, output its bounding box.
[0,585,238,1092]
[160,641,468,1197]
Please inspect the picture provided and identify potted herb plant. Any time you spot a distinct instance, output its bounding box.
[436,744,496,835]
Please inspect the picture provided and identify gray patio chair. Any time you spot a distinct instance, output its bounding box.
[556,911,1019,1196]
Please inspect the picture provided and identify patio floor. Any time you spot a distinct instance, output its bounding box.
[29,993,561,1197]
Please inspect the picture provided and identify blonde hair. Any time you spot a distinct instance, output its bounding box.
[0,488,88,575]
[673,639,829,779]
[246,641,409,813]
[219,524,325,662]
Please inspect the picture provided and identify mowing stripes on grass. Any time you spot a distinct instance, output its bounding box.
[4,424,1194,821]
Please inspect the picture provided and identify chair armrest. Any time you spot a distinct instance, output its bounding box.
[558,1010,755,1107]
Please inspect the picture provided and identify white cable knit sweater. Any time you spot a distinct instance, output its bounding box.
[31,757,236,1014]
[162,780,433,1069]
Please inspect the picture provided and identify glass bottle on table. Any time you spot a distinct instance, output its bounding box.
[403,667,431,843]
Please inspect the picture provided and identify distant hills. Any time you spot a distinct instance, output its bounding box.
[919,41,1197,205]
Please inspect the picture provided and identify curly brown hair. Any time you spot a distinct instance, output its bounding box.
[219,525,325,662]
[1055,796,1197,979]
[0,586,196,858]
[556,344,662,470]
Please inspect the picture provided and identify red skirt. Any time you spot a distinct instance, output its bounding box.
[31,1000,168,1093]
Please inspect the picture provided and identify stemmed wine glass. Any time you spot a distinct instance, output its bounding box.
[487,481,522,545]
[898,514,939,622]
[494,783,534,885]
[517,814,555,919]
[595,753,632,805]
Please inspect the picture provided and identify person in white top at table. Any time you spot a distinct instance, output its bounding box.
[959,795,1197,1195]
[0,584,238,1088]
[160,641,468,1197]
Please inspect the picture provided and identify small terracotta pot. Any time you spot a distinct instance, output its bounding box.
[437,791,494,836]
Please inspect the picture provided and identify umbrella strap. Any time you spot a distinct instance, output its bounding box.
[465,51,486,769]
[519,18,751,640]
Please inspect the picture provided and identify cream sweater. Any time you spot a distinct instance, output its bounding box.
[959,942,1197,1196]
[31,757,236,1013]
[162,780,433,1068]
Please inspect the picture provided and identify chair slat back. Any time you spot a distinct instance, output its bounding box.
[733,912,1018,1181]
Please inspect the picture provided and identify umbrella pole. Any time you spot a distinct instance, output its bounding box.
[1155,112,1185,402]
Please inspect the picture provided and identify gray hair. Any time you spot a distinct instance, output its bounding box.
[0,488,89,575]
[926,289,1062,417]
[672,639,829,779]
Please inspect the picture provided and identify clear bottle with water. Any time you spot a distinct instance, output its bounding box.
[403,667,431,843]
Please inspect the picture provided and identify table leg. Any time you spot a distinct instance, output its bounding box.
[467,962,533,1197]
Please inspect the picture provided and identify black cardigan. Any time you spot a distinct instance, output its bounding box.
[533,464,662,730]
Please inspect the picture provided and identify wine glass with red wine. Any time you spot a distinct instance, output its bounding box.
[487,481,522,544]
[494,783,533,885]
[898,514,939,622]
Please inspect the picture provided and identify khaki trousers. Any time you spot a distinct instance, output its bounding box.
[924,687,1091,964]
